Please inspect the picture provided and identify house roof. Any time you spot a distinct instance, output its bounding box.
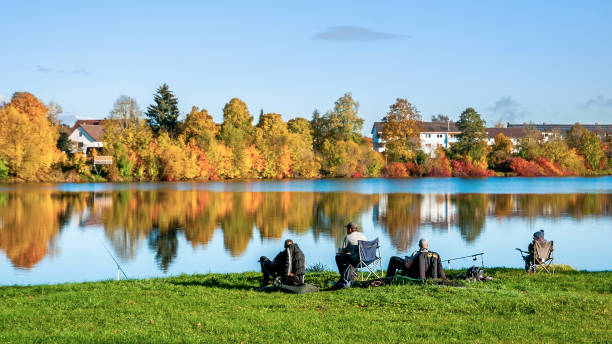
[79,124,104,142]
[485,127,530,139]
[69,119,105,135]
[507,123,612,133]
[422,121,459,132]
[372,121,459,134]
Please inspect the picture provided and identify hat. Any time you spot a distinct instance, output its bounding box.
[345,222,358,230]
[533,230,544,240]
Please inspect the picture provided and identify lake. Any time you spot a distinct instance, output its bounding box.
[1,177,611,285]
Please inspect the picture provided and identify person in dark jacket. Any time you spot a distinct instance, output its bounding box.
[259,239,306,287]
[386,238,446,280]
[524,230,546,272]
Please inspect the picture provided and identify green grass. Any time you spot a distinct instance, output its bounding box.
[0,269,610,343]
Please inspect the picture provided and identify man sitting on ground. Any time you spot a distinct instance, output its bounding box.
[259,239,306,287]
[334,222,366,285]
[523,229,546,273]
[386,238,446,280]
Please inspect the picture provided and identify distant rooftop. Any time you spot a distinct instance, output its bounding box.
[507,123,612,133]
[372,121,459,134]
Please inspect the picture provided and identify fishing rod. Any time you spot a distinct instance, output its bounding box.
[445,252,485,268]
[101,241,129,281]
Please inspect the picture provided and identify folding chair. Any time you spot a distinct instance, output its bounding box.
[533,240,554,274]
[355,238,383,281]
[516,240,554,274]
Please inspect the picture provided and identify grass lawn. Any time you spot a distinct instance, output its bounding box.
[0,268,610,343]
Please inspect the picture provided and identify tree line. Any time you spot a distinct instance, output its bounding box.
[0,87,610,182]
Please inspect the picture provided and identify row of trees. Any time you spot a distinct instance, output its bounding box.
[0,88,610,182]
[101,86,383,181]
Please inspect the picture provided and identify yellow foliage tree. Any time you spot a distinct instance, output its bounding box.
[0,99,60,181]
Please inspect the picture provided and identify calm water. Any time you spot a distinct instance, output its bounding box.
[1,177,611,285]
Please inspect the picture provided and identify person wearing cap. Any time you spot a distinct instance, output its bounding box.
[524,230,546,272]
[386,238,446,280]
[259,239,306,288]
[334,222,367,283]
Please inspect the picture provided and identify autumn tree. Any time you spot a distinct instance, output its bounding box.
[310,109,326,151]
[579,131,606,170]
[381,98,423,162]
[219,98,254,149]
[181,106,218,150]
[0,93,60,180]
[566,123,589,149]
[488,133,513,168]
[286,117,319,177]
[287,117,313,141]
[517,123,544,160]
[145,84,180,136]
[255,113,291,178]
[453,107,488,163]
[311,93,363,150]
[103,96,157,181]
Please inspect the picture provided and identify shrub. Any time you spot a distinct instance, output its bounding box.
[451,159,494,177]
[384,162,409,177]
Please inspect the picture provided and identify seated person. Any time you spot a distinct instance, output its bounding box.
[523,229,547,273]
[386,238,446,280]
[259,239,306,287]
[335,222,366,283]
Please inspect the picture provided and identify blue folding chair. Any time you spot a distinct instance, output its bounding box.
[356,238,383,281]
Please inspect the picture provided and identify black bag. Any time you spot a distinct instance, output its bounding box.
[343,264,357,284]
[281,274,305,286]
[466,266,484,279]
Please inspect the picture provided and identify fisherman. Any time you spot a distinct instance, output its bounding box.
[333,222,366,287]
[523,229,546,273]
[386,238,446,280]
[259,239,306,287]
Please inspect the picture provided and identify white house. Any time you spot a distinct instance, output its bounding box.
[68,120,105,155]
[372,122,538,156]
[372,121,460,156]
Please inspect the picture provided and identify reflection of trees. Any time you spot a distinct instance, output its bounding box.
[312,193,379,246]
[454,194,487,242]
[375,194,422,251]
[2,189,610,271]
[491,194,513,218]
[510,194,611,220]
[147,227,178,272]
[0,191,86,269]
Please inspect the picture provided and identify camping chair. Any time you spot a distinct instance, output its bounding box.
[516,240,554,274]
[355,238,383,281]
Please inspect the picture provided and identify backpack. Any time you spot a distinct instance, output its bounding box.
[466,266,484,279]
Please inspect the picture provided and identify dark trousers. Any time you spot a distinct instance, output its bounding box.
[524,254,534,272]
[386,256,407,277]
[260,258,281,284]
[335,254,356,280]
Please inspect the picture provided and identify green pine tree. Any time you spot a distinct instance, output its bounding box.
[146,84,180,136]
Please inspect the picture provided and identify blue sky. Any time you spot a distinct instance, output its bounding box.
[1,1,611,132]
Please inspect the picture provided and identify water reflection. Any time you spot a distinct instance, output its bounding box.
[0,190,610,271]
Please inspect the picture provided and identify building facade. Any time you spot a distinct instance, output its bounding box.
[67,120,105,155]
[372,122,538,156]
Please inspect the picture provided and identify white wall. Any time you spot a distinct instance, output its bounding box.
[67,127,102,155]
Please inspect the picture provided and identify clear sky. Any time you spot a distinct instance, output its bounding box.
[1,1,611,132]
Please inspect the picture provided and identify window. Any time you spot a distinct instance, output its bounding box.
[437,134,443,138]
[425,134,431,138]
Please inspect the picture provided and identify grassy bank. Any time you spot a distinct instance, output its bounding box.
[0,269,610,343]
